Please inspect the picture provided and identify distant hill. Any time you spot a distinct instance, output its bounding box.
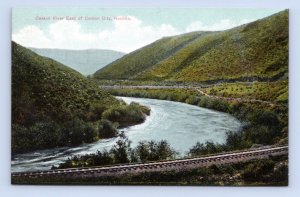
[94,10,288,83]
[30,48,125,75]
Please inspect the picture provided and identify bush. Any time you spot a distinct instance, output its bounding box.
[56,149,114,169]
[98,119,118,138]
[12,124,31,154]
[63,118,87,146]
[110,132,131,164]
[241,159,275,182]
[244,125,281,145]
[12,121,65,154]
[188,141,224,157]
[185,95,200,105]
[83,122,98,143]
[134,140,177,162]
[12,118,101,154]
[246,109,280,126]
[102,102,150,126]
[56,133,177,169]
[225,130,251,150]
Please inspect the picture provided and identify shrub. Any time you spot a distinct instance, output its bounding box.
[188,141,224,157]
[102,102,150,126]
[241,159,275,182]
[98,119,118,138]
[246,109,280,126]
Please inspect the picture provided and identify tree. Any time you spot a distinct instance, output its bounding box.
[157,140,176,160]
[134,140,176,162]
[83,122,97,143]
[135,141,150,162]
[188,141,223,157]
[93,150,114,166]
[110,131,131,164]
[98,119,118,138]
[148,141,159,161]
[225,130,247,150]
[65,118,85,145]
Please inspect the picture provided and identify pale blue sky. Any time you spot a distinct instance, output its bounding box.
[12,8,284,52]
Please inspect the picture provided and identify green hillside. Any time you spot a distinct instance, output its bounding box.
[94,10,288,83]
[12,42,148,154]
[93,31,206,79]
[12,42,118,126]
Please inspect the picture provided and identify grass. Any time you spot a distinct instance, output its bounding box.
[93,10,288,83]
[202,81,288,103]
[94,31,203,80]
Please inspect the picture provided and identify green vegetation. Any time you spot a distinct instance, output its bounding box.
[102,102,151,127]
[202,81,288,103]
[94,10,288,83]
[107,87,288,149]
[94,31,204,79]
[12,155,288,186]
[12,42,118,126]
[94,10,289,155]
[54,132,177,169]
[13,131,287,186]
[188,141,224,157]
[12,10,289,185]
[12,42,150,154]
[53,80,288,170]
[94,10,289,154]
[108,88,200,103]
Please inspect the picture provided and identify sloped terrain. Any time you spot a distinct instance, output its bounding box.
[94,10,288,83]
[12,42,118,126]
[93,31,206,79]
[11,42,149,154]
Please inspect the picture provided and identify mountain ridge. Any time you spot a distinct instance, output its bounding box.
[94,10,288,83]
[30,48,125,75]
[94,31,208,79]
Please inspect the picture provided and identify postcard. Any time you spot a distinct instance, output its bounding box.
[11,8,288,185]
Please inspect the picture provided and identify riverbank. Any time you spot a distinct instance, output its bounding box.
[106,87,288,149]
[11,97,241,173]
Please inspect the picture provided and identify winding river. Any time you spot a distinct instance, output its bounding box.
[11,97,242,173]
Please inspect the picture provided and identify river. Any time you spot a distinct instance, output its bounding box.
[11,97,242,173]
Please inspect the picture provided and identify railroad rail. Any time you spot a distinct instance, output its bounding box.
[12,146,288,178]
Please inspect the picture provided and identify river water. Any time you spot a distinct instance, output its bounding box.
[11,97,242,173]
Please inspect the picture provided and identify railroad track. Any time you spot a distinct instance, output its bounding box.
[12,146,288,178]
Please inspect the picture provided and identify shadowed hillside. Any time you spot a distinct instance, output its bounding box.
[12,42,119,126]
[12,42,149,154]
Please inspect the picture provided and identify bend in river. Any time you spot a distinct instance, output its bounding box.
[11,97,242,173]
